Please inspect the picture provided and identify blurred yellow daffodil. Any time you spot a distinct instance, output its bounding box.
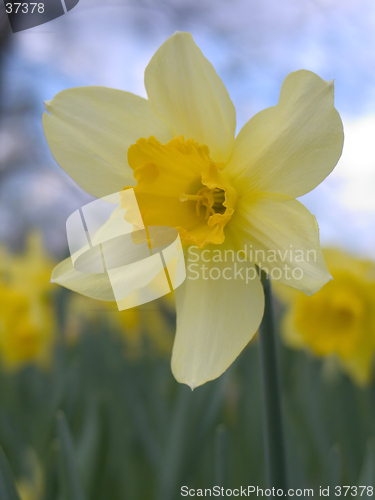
[67,293,174,357]
[113,295,175,357]
[44,32,343,388]
[0,234,56,370]
[16,449,43,500]
[276,249,375,385]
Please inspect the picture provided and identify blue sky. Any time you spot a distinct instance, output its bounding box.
[1,0,375,257]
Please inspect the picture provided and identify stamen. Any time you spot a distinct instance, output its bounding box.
[180,187,225,220]
[179,193,206,202]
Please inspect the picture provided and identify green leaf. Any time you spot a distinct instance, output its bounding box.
[157,376,226,500]
[328,445,342,499]
[56,411,85,500]
[76,398,100,493]
[358,438,375,497]
[157,385,192,500]
[0,445,21,500]
[215,424,229,488]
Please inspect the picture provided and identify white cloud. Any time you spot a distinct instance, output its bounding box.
[332,115,375,212]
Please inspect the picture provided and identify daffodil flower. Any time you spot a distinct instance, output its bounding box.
[44,32,343,388]
[0,234,56,370]
[275,249,375,385]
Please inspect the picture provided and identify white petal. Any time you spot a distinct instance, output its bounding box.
[228,194,331,295]
[226,70,343,198]
[43,87,172,198]
[172,245,264,388]
[145,32,236,163]
[51,256,115,301]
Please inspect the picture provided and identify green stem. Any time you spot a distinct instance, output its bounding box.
[215,424,229,488]
[258,272,288,492]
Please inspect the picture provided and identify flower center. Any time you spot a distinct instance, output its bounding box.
[124,136,237,248]
[180,187,226,220]
[295,283,365,358]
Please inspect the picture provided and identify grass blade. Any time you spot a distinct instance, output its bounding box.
[0,445,21,500]
[56,412,85,500]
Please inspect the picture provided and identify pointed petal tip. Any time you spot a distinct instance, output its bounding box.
[187,377,210,390]
[172,369,202,391]
[173,30,192,37]
[327,78,335,88]
[185,379,204,391]
[174,374,198,391]
[303,270,333,297]
[44,100,52,112]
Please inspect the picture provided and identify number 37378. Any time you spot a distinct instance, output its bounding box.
[335,486,373,496]
[5,3,45,14]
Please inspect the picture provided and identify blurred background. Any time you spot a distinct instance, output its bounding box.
[1,0,375,257]
[0,1,375,499]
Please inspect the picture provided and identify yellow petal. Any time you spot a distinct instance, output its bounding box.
[228,193,331,295]
[340,348,374,386]
[171,245,264,389]
[226,70,343,198]
[43,87,172,198]
[145,32,236,163]
[323,248,375,281]
[279,304,307,349]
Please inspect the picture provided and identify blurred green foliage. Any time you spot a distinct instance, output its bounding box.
[0,288,374,500]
